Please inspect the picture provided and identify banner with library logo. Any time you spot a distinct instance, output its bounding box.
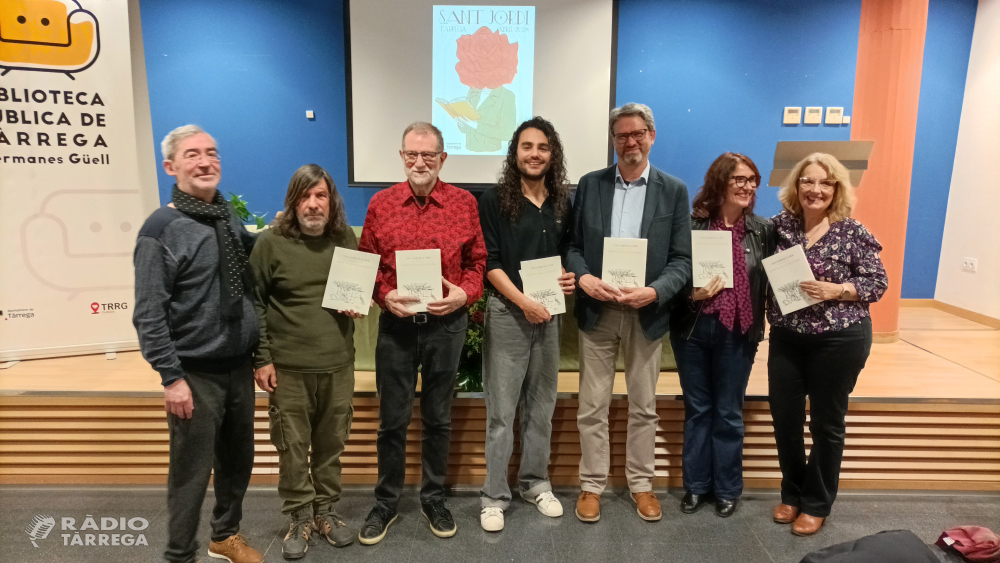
[0,0,149,360]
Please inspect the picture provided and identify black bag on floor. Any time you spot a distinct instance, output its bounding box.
[800,530,940,563]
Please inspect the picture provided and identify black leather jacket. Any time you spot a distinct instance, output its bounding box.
[669,213,776,343]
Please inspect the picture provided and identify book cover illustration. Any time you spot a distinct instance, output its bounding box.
[432,6,535,155]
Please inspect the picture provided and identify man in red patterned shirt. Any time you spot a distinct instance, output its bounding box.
[356,122,487,545]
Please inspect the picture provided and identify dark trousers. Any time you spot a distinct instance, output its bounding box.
[165,358,256,563]
[767,317,872,518]
[374,311,467,510]
[670,314,758,500]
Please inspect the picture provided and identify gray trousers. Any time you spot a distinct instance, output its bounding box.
[480,295,560,509]
[165,359,256,563]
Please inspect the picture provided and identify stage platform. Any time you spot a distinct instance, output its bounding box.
[1,307,997,490]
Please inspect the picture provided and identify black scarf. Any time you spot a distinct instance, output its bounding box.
[171,185,253,318]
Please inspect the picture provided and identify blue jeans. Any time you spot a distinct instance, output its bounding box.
[670,314,758,500]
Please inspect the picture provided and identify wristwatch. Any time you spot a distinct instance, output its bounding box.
[839,284,850,300]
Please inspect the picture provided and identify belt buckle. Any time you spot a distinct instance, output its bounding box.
[413,312,429,324]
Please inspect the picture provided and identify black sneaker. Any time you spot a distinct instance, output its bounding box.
[282,508,315,560]
[358,504,398,546]
[421,500,457,538]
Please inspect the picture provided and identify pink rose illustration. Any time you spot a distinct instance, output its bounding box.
[455,27,519,89]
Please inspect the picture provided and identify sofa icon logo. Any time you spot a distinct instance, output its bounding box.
[25,515,56,547]
[0,0,101,78]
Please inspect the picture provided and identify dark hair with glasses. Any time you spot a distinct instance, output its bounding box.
[691,152,761,218]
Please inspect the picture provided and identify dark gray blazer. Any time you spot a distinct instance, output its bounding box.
[564,163,692,341]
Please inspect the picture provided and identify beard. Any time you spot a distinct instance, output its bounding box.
[621,151,643,166]
[517,162,549,182]
[299,213,327,234]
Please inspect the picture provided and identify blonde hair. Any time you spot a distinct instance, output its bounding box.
[777,152,856,223]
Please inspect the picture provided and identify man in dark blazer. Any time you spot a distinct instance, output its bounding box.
[564,103,691,524]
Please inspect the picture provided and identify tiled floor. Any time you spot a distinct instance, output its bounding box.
[1,487,996,562]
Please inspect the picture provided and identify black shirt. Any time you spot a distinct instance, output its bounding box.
[478,185,569,292]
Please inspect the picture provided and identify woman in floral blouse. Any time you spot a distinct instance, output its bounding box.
[670,153,776,518]
[767,153,887,536]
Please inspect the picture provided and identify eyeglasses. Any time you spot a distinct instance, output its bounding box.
[612,129,649,145]
[798,177,836,189]
[180,151,220,164]
[729,175,760,188]
[402,151,442,164]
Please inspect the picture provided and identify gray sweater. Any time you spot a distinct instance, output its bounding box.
[132,205,259,386]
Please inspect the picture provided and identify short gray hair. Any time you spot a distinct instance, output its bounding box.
[609,103,655,133]
[401,121,444,152]
[161,124,210,161]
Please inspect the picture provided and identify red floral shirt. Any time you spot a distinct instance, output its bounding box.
[358,179,487,309]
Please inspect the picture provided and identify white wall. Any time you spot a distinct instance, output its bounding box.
[935,0,1000,319]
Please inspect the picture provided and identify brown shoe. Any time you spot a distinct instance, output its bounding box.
[791,513,825,536]
[629,491,662,522]
[575,491,601,522]
[773,503,800,524]
[207,534,263,563]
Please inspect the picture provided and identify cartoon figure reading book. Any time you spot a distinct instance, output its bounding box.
[441,26,518,153]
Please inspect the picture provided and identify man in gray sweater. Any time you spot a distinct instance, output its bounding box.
[133,125,262,563]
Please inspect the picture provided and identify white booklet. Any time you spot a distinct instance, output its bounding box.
[395,249,443,313]
[692,231,734,288]
[602,237,647,289]
[519,256,565,315]
[321,247,381,314]
[762,245,821,315]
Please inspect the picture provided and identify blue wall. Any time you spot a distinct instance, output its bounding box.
[616,0,860,220]
[140,0,974,295]
[902,0,977,298]
[139,0,377,226]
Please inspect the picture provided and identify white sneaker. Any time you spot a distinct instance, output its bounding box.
[480,506,504,532]
[529,491,564,517]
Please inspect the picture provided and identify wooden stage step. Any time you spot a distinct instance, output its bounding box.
[0,395,996,490]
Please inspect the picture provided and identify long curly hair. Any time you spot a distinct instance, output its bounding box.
[271,164,349,239]
[692,152,760,218]
[496,117,570,223]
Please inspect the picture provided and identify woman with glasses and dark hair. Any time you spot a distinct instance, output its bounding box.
[766,153,886,536]
[670,152,775,518]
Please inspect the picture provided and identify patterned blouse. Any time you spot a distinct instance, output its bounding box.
[767,210,888,334]
[702,216,754,334]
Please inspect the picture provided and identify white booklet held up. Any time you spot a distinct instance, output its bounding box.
[602,237,647,289]
[762,245,821,315]
[321,247,381,314]
[691,231,734,288]
[519,256,565,315]
[395,249,443,313]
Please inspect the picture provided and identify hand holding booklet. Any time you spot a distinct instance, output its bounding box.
[395,249,443,313]
[322,247,380,314]
[691,231,734,288]
[762,245,821,315]
[519,256,565,315]
[602,238,647,289]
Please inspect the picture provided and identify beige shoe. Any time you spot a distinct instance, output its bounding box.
[207,534,263,563]
[575,491,601,522]
[630,491,662,522]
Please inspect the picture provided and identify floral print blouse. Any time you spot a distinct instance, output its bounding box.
[767,210,888,334]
